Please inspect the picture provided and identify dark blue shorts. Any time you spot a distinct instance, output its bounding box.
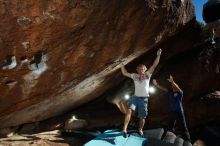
[128,95,148,118]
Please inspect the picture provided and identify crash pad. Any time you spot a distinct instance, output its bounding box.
[84,129,147,146]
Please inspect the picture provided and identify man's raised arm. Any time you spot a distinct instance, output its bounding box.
[148,49,162,74]
[153,79,168,93]
[167,75,183,93]
[121,64,132,78]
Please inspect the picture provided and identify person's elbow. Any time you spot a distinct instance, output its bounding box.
[122,72,127,77]
[125,73,131,78]
[122,71,128,77]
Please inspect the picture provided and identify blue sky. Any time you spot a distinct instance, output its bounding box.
[192,0,207,23]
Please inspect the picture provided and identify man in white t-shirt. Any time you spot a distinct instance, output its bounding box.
[121,49,162,136]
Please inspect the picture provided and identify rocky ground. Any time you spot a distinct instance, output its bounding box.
[0,130,83,146]
[1,124,220,146]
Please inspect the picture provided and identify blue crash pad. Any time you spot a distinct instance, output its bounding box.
[84,129,147,146]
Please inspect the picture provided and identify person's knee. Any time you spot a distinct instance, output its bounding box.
[139,118,145,121]
[138,111,148,119]
[126,109,132,116]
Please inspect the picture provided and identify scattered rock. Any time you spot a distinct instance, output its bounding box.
[0,130,71,146]
[64,116,88,131]
[0,128,13,137]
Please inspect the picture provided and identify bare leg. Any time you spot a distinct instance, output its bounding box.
[118,100,129,115]
[138,118,145,135]
[123,109,132,133]
[167,112,176,133]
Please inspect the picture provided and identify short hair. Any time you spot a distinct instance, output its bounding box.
[137,64,147,70]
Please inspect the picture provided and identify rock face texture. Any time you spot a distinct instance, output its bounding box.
[0,0,195,128]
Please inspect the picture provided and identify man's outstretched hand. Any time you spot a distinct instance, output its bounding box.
[157,48,162,56]
[167,75,174,83]
[152,79,158,86]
